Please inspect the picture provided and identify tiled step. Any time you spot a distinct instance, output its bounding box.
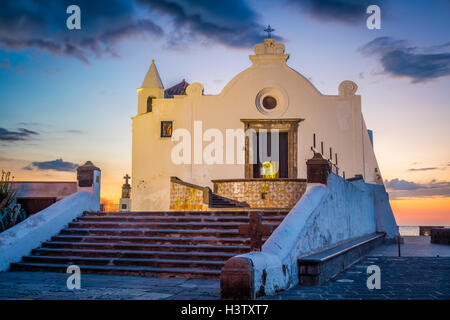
[42,241,250,254]
[9,263,221,279]
[32,248,236,261]
[20,255,226,270]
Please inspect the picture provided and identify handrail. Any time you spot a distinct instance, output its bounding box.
[170,176,211,205]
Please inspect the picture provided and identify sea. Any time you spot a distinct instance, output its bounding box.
[399,225,450,236]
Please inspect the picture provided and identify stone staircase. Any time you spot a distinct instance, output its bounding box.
[210,193,249,208]
[10,210,288,279]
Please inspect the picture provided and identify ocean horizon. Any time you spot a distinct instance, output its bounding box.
[399,225,450,236]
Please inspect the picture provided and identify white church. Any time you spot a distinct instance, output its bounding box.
[131,37,383,211]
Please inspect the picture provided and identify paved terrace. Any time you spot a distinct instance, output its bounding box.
[0,236,449,300]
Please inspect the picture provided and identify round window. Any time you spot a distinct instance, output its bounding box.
[262,96,277,110]
[255,87,288,116]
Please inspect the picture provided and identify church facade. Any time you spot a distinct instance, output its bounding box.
[131,38,382,211]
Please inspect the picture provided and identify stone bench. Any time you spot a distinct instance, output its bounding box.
[298,233,385,285]
[431,228,450,245]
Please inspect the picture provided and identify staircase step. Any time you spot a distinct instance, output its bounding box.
[84,210,289,217]
[76,215,283,223]
[11,209,287,280]
[21,255,225,270]
[10,263,221,279]
[68,221,280,230]
[32,248,235,261]
[51,235,254,246]
[60,228,244,237]
[42,241,250,253]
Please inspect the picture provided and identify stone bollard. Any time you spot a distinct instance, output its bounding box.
[220,256,255,300]
[76,161,101,211]
[306,152,331,184]
[77,161,101,192]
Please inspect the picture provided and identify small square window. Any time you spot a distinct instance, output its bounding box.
[147,97,153,113]
[161,121,173,138]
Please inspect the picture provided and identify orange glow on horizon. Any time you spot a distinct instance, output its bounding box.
[390,197,450,226]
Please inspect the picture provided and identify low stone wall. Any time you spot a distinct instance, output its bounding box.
[169,177,209,210]
[212,179,307,209]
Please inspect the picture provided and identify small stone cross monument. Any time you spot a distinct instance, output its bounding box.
[239,212,273,251]
[119,174,131,212]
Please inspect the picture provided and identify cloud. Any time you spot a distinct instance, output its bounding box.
[385,178,450,199]
[24,158,79,172]
[0,128,39,141]
[136,0,272,48]
[287,0,385,25]
[360,37,450,83]
[0,58,24,72]
[65,129,84,134]
[0,0,163,64]
[0,0,269,64]
[385,178,422,190]
[408,167,438,172]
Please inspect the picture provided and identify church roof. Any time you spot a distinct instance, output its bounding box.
[141,59,164,89]
[165,79,189,97]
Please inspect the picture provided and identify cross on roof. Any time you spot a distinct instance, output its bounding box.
[264,25,275,39]
[123,174,130,185]
[239,212,273,251]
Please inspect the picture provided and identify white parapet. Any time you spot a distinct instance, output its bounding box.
[0,169,101,272]
[221,173,398,298]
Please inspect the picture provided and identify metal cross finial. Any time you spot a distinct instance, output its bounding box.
[264,25,275,38]
[123,174,130,185]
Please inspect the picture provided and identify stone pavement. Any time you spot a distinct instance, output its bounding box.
[0,236,448,300]
[0,271,220,300]
[262,256,450,300]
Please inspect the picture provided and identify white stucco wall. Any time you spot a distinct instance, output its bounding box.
[0,170,100,272]
[236,173,381,296]
[132,39,383,210]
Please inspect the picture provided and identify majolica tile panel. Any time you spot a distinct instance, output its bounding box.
[213,179,307,209]
[169,181,208,210]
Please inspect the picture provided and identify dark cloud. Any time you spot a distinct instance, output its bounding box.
[0,0,268,64]
[0,0,163,64]
[408,167,438,172]
[65,129,84,134]
[0,128,39,141]
[287,0,385,25]
[385,178,450,199]
[25,158,79,172]
[136,0,272,48]
[385,178,422,190]
[360,37,450,83]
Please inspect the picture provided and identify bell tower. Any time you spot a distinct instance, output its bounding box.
[137,59,165,115]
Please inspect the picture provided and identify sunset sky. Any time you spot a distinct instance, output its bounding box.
[0,0,449,225]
